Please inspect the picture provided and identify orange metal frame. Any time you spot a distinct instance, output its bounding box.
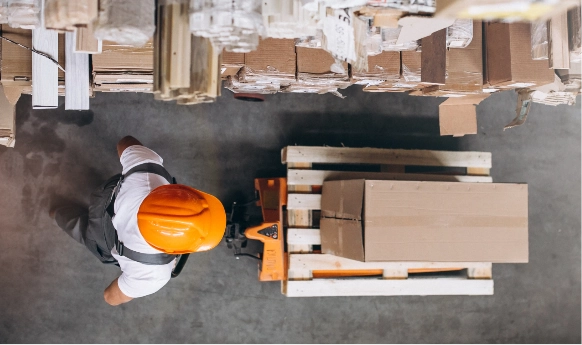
[244,178,287,281]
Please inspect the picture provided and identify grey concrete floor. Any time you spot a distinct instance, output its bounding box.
[0,87,580,343]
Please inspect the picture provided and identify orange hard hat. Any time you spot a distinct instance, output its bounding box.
[137,184,226,254]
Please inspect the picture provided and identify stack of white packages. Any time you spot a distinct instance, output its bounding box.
[0,0,41,29]
[262,0,319,38]
[189,0,264,53]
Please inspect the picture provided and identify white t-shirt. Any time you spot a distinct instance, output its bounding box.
[110,145,176,298]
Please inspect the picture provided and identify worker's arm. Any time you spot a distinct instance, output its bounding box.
[117,136,142,158]
[104,278,133,306]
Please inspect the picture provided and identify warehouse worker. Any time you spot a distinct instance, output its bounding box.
[51,136,226,306]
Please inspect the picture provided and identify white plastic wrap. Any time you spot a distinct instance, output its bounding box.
[0,0,41,29]
[446,19,473,48]
[190,0,264,53]
[531,20,549,60]
[94,0,155,47]
[364,0,435,14]
[568,6,581,63]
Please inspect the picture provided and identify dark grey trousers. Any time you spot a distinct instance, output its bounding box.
[54,204,89,246]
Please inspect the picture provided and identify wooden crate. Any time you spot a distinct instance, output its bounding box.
[281,146,494,297]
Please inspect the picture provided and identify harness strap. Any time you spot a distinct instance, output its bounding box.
[115,241,177,265]
[106,162,179,265]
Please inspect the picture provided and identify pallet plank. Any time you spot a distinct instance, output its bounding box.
[285,278,494,297]
[288,254,492,279]
[466,167,491,176]
[287,194,321,210]
[282,146,492,168]
[287,228,321,245]
[287,169,492,186]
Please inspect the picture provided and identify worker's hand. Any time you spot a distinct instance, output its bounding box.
[104,278,133,306]
[117,136,142,158]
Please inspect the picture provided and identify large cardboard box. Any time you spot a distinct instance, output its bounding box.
[320,180,529,263]
[443,21,483,92]
[485,22,555,88]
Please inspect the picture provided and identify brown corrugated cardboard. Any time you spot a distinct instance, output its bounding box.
[1,26,65,98]
[1,26,33,84]
[443,20,483,92]
[93,40,154,71]
[485,23,555,88]
[222,51,245,65]
[320,179,529,263]
[245,38,296,74]
[320,218,365,261]
[439,94,489,136]
[367,51,400,76]
[354,51,401,86]
[296,46,347,74]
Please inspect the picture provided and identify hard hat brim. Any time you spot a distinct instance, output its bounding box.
[195,190,227,252]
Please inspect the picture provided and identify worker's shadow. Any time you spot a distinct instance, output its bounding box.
[218,86,463,210]
[280,86,462,151]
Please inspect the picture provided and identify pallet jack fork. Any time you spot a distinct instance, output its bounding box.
[225,178,287,282]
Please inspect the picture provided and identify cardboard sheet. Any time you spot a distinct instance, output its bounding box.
[321,179,529,263]
[397,16,455,44]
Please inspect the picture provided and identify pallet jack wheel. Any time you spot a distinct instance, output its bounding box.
[234,93,265,102]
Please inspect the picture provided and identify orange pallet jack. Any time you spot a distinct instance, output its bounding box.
[225,177,462,284]
[225,178,287,281]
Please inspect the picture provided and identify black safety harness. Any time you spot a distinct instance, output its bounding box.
[105,163,178,265]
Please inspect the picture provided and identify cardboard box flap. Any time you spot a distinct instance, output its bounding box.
[320,218,365,262]
[439,94,489,137]
[321,179,365,220]
[397,16,455,44]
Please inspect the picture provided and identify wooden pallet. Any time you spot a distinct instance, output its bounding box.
[281,146,494,297]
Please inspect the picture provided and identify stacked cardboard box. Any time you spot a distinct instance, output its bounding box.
[92,40,153,92]
[1,25,65,95]
[228,38,296,94]
[287,46,351,95]
[321,179,528,263]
